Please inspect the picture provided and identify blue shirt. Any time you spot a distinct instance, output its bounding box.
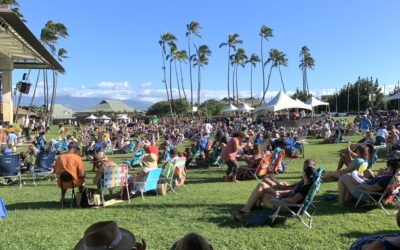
[359,118,372,130]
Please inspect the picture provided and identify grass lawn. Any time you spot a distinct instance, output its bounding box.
[0,127,398,249]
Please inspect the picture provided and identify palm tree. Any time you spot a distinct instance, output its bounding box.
[192,45,211,112]
[176,50,188,102]
[0,0,25,22]
[166,42,177,112]
[159,32,176,115]
[299,46,315,93]
[186,21,202,113]
[260,48,288,103]
[219,34,242,104]
[259,25,273,93]
[245,53,260,106]
[231,48,247,104]
[171,45,182,100]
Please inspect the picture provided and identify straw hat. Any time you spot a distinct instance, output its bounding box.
[74,221,136,250]
[93,153,108,163]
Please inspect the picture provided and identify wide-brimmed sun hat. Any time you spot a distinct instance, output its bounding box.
[93,153,108,163]
[74,221,136,250]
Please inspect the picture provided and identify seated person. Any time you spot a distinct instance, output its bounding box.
[242,144,264,169]
[324,144,369,181]
[359,209,400,250]
[132,145,158,184]
[234,159,317,221]
[333,158,400,206]
[170,232,213,250]
[92,153,118,195]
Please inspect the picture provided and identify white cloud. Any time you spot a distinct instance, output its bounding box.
[139,82,152,88]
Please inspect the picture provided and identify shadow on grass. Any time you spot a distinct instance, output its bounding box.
[341,230,399,239]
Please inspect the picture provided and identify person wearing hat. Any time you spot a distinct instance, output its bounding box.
[93,152,118,195]
[233,159,317,222]
[74,220,146,250]
[54,141,85,206]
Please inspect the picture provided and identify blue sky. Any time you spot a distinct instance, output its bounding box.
[13,0,400,104]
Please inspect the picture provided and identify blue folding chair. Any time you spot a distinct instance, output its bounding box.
[134,168,162,200]
[32,150,56,184]
[0,198,7,219]
[0,154,21,188]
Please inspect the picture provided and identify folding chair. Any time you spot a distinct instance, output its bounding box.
[354,170,400,214]
[134,168,162,200]
[270,168,325,229]
[285,138,304,159]
[267,148,286,174]
[367,149,378,170]
[160,157,188,194]
[104,145,114,155]
[31,150,56,184]
[239,154,271,180]
[99,164,130,206]
[0,154,21,188]
[173,157,189,192]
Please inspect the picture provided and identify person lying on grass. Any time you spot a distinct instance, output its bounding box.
[360,209,400,250]
[324,144,370,181]
[333,158,400,206]
[233,159,316,222]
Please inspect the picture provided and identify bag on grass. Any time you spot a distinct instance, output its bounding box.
[76,188,98,208]
[157,183,168,196]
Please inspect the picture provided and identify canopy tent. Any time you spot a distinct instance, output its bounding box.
[221,103,238,113]
[99,114,111,120]
[295,98,313,110]
[117,114,128,120]
[236,103,254,112]
[305,96,329,107]
[85,114,97,120]
[385,92,400,101]
[255,91,312,112]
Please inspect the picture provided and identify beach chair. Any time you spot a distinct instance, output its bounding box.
[31,150,56,184]
[99,164,130,206]
[160,157,188,194]
[354,170,400,214]
[122,142,136,154]
[270,168,325,229]
[267,147,286,174]
[134,168,162,200]
[0,154,21,188]
[104,145,114,155]
[0,198,7,219]
[239,154,272,180]
[285,138,304,159]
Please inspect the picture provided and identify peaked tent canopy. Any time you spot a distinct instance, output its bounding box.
[305,96,329,107]
[236,103,254,112]
[255,91,312,112]
[295,98,313,110]
[99,114,111,120]
[80,100,135,113]
[385,92,400,101]
[85,114,97,120]
[52,104,75,119]
[221,103,238,113]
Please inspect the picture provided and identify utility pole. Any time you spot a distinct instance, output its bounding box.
[357,83,360,114]
[347,82,350,113]
[335,89,338,113]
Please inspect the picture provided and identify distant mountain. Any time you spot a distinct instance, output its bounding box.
[18,96,153,111]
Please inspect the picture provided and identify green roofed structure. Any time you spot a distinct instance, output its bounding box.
[79,99,135,113]
[52,104,75,120]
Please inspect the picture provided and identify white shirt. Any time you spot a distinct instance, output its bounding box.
[205,123,212,134]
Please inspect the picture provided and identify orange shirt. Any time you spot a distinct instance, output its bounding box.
[54,152,85,189]
[221,137,240,161]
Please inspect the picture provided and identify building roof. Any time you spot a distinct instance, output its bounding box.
[15,107,36,116]
[52,104,75,119]
[80,99,135,113]
[0,7,64,72]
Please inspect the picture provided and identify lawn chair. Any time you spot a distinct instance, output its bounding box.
[285,138,304,159]
[239,154,271,180]
[270,168,325,229]
[367,149,378,170]
[267,147,286,174]
[31,150,56,184]
[134,168,162,200]
[207,148,221,167]
[104,145,114,155]
[160,157,188,194]
[99,164,130,206]
[121,142,136,154]
[354,169,400,214]
[0,154,21,188]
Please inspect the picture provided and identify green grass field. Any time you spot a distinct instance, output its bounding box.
[0,127,398,249]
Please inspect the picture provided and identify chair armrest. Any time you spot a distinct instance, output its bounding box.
[354,186,384,196]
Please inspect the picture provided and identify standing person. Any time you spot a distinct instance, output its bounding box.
[6,129,18,153]
[36,132,47,151]
[220,132,244,182]
[204,120,213,135]
[54,141,85,207]
[359,114,372,138]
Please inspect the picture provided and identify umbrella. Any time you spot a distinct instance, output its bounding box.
[85,114,97,120]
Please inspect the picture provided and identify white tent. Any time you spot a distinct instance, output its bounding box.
[305,96,329,107]
[99,114,111,120]
[385,92,400,101]
[255,91,312,112]
[117,114,128,119]
[295,98,313,110]
[236,103,254,112]
[85,114,97,120]
[221,103,238,113]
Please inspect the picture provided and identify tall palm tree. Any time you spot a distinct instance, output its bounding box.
[171,46,182,100]
[159,32,176,115]
[186,21,202,112]
[260,48,288,103]
[176,50,188,102]
[219,34,242,104]
[192,44,211,111]
[0,0,25,22]
[166,42,177,112]
[259,25,273,93]
[231,48,247,104]
[245,53,260,106]
[299,46,315,94]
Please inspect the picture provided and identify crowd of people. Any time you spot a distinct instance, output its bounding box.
[2,109,400,248]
